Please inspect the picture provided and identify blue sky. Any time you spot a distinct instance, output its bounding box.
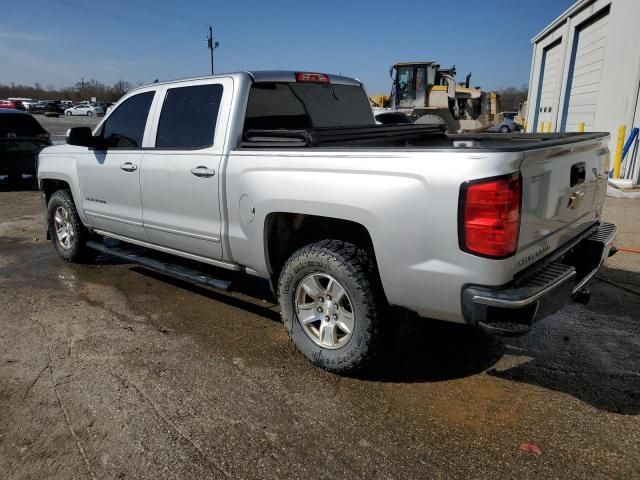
[1,0,574,93]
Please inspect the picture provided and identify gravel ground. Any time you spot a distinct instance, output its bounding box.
[0,188,638,480]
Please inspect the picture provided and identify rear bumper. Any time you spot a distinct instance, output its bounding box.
[461,222,617,335]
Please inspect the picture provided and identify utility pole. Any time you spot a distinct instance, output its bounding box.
[207,25,219,75]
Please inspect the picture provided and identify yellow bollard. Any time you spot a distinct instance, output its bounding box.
[544,121,552,133]
[523,119,528,132]
[538,122,544,133]
[612,125,626,179]
[578,122,585,132]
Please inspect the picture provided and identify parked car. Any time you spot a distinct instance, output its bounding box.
[0,100,26,111]
[1,109,51,184]
[488,112,520,133]
[10,98,36,111]
[64,104,105,117]
[29,101,49,114]
[44,101,65,117]
[38,71,617,373]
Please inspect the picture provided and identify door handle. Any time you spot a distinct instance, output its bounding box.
[120,162,138,172]
[190,166,215,178]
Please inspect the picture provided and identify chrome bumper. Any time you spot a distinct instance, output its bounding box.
[461,222,617,336]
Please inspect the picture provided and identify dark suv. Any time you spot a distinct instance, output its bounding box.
[0,109,51,185]
[29,101,49,114]
[44,101,66,117]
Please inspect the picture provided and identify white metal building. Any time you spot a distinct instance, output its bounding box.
[526,0,640,181]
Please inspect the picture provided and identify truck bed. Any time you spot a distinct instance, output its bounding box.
[241,124,609,151]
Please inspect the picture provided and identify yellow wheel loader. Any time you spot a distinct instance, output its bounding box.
[374,62,499,132]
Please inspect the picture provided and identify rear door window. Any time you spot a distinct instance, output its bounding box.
[0,113,45,136]
[100,91,155,149]
[155,84,223,149]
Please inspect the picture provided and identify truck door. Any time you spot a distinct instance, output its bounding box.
[76,90,155,241]
[139,78,232,260]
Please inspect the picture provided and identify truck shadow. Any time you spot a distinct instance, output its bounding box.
[128,264,505,381]
[364,315,507,383]
[487,266,640,415]
[130,267,282,323]
[117,261,639,415]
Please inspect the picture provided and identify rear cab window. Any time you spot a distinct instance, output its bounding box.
[243,82,374,132]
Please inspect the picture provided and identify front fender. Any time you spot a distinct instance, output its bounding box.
[37,147,87,224]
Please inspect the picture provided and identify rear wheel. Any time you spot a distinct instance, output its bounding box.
[66,111,72,116]
[87,111,93,117]
[278,240,384,373]
[499,125,510,133]
[47,190,95,262]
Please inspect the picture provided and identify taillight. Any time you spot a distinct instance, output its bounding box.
[459,173,521,258]
[295,72,330,83]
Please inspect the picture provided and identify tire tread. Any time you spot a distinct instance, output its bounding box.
[47,189,95,262]
[278,239,383,373]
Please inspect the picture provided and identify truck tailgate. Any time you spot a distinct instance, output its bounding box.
[517,135,609,270]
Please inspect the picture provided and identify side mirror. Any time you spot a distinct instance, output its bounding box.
[66,127,98,148]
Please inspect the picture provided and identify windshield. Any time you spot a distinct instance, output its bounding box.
[244,82,374,131]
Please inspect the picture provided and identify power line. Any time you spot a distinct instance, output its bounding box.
[120,0,262,53]
[52,0,200,38]
[116,0,208,28]
[114,0,264,54]
[52,0,274,72]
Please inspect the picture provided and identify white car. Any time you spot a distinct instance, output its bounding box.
[64,104,105,117]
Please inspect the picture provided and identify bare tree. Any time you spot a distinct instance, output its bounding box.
[497,86,528,112]
[0,79,136,102]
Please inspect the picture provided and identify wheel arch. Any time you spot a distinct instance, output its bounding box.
[40,178,72,205]
[263,212,384,296]
[39,172,88,226]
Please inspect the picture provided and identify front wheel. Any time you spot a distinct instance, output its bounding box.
[499,125,510,133]
[47,190,95,262]
[66,111,72,116]
[278,240,384,373]
[87,111,93,117]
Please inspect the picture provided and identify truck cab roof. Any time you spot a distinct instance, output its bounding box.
[128,70,362,94]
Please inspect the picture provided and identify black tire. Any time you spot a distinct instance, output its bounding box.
[47,189,95,262]
[278,240,384,373]
[87,111,93,117]
[499,125,510,133]
[65,111,71,116]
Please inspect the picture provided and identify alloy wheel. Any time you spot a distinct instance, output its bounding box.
[295,273,355,349]
[53,206,74,250]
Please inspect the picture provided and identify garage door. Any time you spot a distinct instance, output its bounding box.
[535,40,562,131]
[561,9,610,131]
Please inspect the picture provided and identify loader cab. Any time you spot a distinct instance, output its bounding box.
[390,62,438,109]
[390,62,458,111]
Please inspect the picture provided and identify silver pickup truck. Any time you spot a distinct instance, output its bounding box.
[38,71,617,373]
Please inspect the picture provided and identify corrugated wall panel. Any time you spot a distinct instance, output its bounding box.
[562,11,609,131]
[534,42,562,130]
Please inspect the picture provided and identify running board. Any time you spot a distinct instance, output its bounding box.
[86,240,233,292]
